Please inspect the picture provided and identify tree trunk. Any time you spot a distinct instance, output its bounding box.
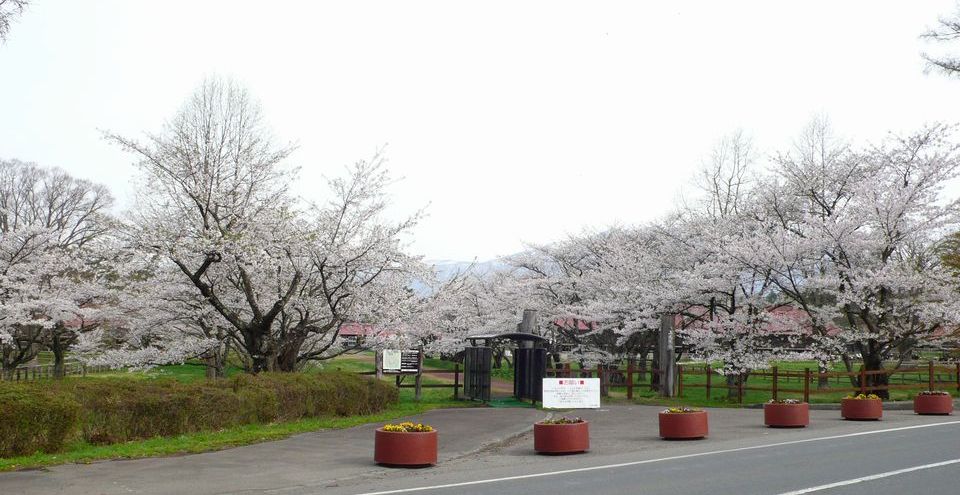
[817,362,830,390]
[51,333,67,379]
[638,351,648,381]
[275,344,300,372]
[493,349,504,369]
[726,374,739,399]
[242,323,280,374]
[726,371,750,399]
[203,351,225,379]
[862,348,889,399]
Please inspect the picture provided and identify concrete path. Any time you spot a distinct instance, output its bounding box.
[0,407,546,495]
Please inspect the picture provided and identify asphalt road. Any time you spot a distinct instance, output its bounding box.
[327,412,960,495]
[2,406,958,495]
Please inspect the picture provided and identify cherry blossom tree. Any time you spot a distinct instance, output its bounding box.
[922,5,960,76]
[0,159,115,377]
[0,0,28,42]
[105,77,422,373]
[729,122,960,397]
[490,122,960,401]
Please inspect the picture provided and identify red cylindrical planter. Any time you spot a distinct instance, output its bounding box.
[374,429,438,466]
[659,411,708,439]
[914,394,953,415]
[533,421,590,454]
[841,398,882,420]
[764,402,809,427]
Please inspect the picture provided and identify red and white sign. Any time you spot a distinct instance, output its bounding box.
[542,378,600,409]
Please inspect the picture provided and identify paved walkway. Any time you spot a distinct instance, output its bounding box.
[0,407,546,495]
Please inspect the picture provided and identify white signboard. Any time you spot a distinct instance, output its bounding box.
[381,349,420,373]
[382,350,401,372]
[542,378,601,409]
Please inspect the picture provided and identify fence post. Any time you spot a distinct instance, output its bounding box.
[677,365,684,397]
[772,366,779,401]
[626,359,634,400]
[803,368,811,403]
[928,360,935,391]
[453,363,460,400]
[956,362,960,395]
[414,349,423,401]
[597,364,607,397]
[705,364,712,400]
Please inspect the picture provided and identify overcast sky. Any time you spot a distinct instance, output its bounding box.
[2,1,959,261]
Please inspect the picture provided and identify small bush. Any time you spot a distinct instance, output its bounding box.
[225,372,398,422]
[0,371,398,453]
[0,385,80,457]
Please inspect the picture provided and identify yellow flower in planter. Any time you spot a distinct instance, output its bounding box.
[662,407,702,414]
[383,421,434,432]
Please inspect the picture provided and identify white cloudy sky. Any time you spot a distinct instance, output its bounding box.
[2,1,959,261]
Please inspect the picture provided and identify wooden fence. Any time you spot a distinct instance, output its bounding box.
[356,364,463,399]
[0,362,111,382]
[546,361,960,403]
[349,360,959,404]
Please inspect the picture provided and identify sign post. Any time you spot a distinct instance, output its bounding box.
[542,378,601,409]
[380,349,420,374]
[378,349,423,399]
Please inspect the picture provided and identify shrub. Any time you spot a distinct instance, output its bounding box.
[47,378,244,444]
[0,371,398,454]
[0,384,80,457]
[225,372,397,421]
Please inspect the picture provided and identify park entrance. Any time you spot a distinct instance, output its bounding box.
[462,330,548,405]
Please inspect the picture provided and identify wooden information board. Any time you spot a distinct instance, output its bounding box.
[381,349,420,374]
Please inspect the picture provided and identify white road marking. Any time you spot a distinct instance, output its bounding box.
[776,458,960,494]
[352,420,960,495]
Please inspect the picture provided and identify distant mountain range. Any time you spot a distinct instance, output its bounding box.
[426,259,510,280]
[410,259,510,295]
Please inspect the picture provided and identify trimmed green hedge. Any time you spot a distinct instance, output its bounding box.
[0,372,397,457]
[0,385,80,457]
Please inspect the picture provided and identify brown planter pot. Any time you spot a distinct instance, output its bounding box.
[914,394,953,415]
[533,421,590,454]
[841,398,882,420]
[374,429,438,466]
[659,411,708,439]
[764,402,809,428]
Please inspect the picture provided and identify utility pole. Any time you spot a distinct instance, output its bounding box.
[658,314,676,397]
[517,309,538,349]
